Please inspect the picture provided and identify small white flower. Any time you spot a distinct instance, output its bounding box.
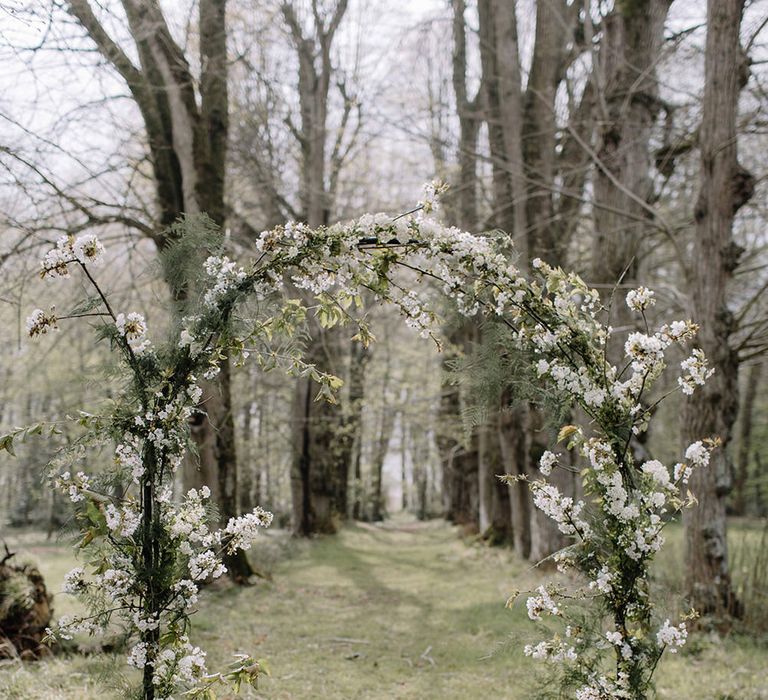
[657,619,687,652]
[26,308,58,337]
[105,503,140,538]
[62,567,86,594]
[526,585,560,621]
[539,451,558,476]
[127,641,148,669]
[179,329,195,347]
[685,441,710,467]
[72,234,105,264]
[115,312,150,353]
[626,287,655,312]
[641,460,671,488]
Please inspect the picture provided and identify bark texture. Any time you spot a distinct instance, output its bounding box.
[478,0,586,559]
[683,0,754,616]
[591,0,670,345]
[436,0,484,532]
[734,362,762,515]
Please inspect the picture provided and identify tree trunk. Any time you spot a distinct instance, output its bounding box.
[239,403,253,513]
[591,0,670,350]
[433,2,486,535]
[400,407,409,511]
[0,549,53,660]
[67,0,254,581]
[683,0,753,617]
[412,426,430,521]
[346,341,369,519]
[733,362,762,515]
[481,0,583,559]
[479,414,512,545]
[281,1,353,535]
[478,0,527,250]
[522,0,571,264]
[498,403,530,558]
[290,329,346,535]
[370,348,395,522]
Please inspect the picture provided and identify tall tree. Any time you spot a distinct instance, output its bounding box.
[590,0,671,332]
[683,0,754,615]
[478,0,527,251]
[65,0,253,579]
[438,0,486,533]
[279,0,358,535]
[478,0,587,560]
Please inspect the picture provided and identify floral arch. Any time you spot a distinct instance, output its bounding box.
[14,192,713,700]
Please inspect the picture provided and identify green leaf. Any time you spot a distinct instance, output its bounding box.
[327,375,344,390]
[557,425,580,443]
[67,295,104,316]
[0,433,15,456]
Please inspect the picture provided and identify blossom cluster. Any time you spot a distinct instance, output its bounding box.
[202,255,247,308]
[40,233,104,277]
[116,312,151,354]
[656,619,688,652]
[30,232,273,698]
[26,307,58,337]
[515,286,716,698]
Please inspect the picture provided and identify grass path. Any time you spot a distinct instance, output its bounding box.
[1,519,766,699]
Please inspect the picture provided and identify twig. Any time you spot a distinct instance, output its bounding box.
[1,542,16,566]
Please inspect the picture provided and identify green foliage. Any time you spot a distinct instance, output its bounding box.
[0,422,57,457]
[447,320,570,438]
[159,214,224,309]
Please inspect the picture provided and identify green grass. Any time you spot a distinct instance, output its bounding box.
[1,519,767,699]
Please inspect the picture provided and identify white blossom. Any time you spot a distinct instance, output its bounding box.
[127,642,148,669]
[538,451,558,476]
[626,286,655,312]
[62,567,86,594]
[589,567,613,594]
[72,234,105,265]
[41,236,74,278]
[100,568,132,597]
[641,460,671,489]
[657,619,687,652]
[685,441,710,467]
[223,507,273,552]
[26,308,58,337]
[105,503,140,538]
[678,349,714,395]
[526,585,561,621]
[188,550,226,581]
[674,461,693,484]
[115,312,150,353]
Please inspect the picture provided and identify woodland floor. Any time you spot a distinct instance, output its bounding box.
[0,517,766,699]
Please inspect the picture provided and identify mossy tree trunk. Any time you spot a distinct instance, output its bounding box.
[0,546,53,661]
